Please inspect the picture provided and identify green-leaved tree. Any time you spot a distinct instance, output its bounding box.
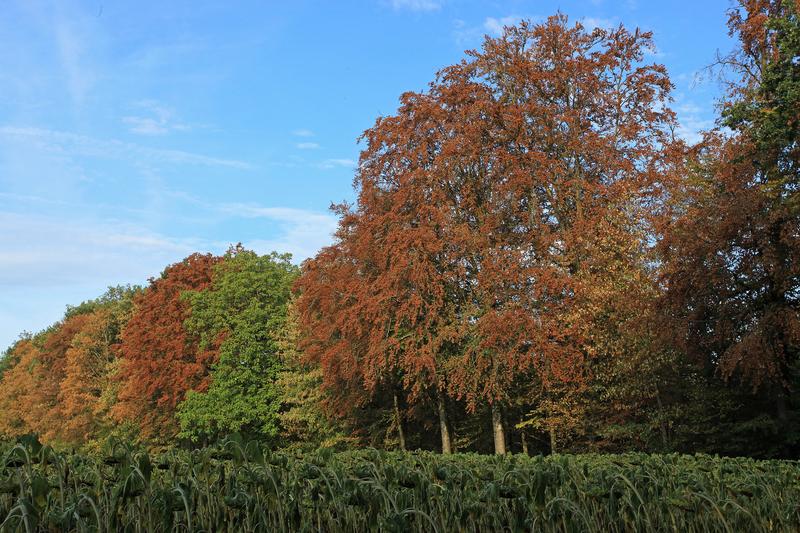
[177,246,298,443]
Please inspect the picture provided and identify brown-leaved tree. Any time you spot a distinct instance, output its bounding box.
[297,15,680,454]
[113,253,221,442]
[659,0,800,429]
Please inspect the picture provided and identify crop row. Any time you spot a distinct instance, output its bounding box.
[1,436,798,532]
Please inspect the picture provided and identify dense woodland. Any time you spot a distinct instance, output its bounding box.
[1,1,798,459]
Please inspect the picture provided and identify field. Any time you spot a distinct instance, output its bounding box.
[1,437,798,532]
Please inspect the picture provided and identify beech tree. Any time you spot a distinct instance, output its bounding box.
[113,253,221,442]
[659,0,799,427]
[297,15,680,454]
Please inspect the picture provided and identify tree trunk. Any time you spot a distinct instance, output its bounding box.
[776,387,788,423]
[521,430,529,455]
[393,392,406,451]
[438,393,452,454]
[654,385,669,449]
[549,427,557,455]
[491,403,506,455]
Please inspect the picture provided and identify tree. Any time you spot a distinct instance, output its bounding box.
[0,333,31,380]
[0,287,139,447]
[276,303,355,450]
[297,15,680,454]
[0,316,91,443]
[177,247,298,443]
[0,338,43,439]
[659,0,800,440]
[113,253,221,443]
[58,287,139,446]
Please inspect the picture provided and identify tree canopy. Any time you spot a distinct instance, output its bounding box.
[177,246,299,443]
[113,253,222,442]
[296,14,683,454]
[659,0,800,423]
[0,1,797,459]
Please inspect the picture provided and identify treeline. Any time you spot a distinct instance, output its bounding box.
[1,2,798,458]
[0,249,340,451]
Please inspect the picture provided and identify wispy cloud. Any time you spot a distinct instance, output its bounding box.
[390,0,443,12]
[581,17,618,31]
[454,15,538,44]
[220,204,338,262]
[0,211,194,288]
[296,142,320,150]
[0,126,251,169]
[0,207,202,350]
[674,98,716,145]
[319,158,356,169]
[123,117,173,135]
[644,46,666,59]
[0,196,337,289]
[484,16,525,37]
[292,128,315,137]
[52,8,96,106]
[122,100,191,135]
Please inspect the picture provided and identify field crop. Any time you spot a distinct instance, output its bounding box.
[1,436,798,532]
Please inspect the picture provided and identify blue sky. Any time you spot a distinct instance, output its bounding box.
[0,0,734,351]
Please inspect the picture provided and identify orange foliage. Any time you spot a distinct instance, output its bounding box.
[659,0,800,396]
[0,315,90,443]
[661,0,800,394]
[113,253,222,442]
[296,15,682,415]
[0,339,42,438]
[58,307,124,444]
[659,134,799,390]
[725,1,799,73]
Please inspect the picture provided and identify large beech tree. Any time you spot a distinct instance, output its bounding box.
[113,253,221,442]
[296,15,680,454]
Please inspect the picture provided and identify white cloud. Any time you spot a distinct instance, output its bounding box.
[452,19,481,45]
[0,209,203,352]
[0,200,339,349]
[674,98,716,145]
[644,46,666,59]
[296,142,320,150]
[123,116,171,135]
[292,128,314,137]
[484,16,524,37]
[581,17,618,31]
[390,0,443,12]
[122,100,191,136]
[0,211,193,288]
[455,15,538,44]
[0,199,337,289]
[0,126,251,169]
[319,158,356,169]
[219,204,338,262]
[52,8,97,106]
